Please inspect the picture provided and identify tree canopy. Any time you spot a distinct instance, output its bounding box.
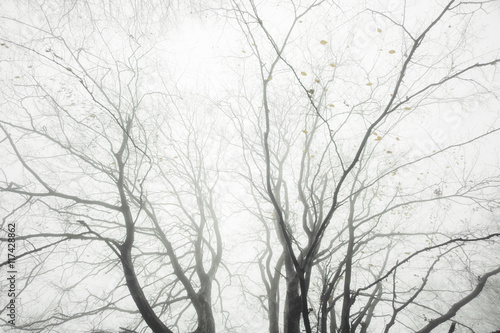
[1,1,500,332]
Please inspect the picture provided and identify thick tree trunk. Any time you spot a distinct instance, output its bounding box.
[191,297,216,333]
[359,284,382,333]
[116,154,172,333]
[121,249,173,333]
[191,283,216,333]
[265,253,283,333]
[284,255,302,333]
[268,292,280,333]
[329,304,337,333]
[339,200,356,333]
[319,297,328,333]
[320,277,336,333]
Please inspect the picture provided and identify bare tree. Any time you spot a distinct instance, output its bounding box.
[0,1,225,332]
[1,0,500,333]
[228,0,500,332]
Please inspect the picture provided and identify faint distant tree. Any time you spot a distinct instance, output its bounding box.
[229,0,500,332]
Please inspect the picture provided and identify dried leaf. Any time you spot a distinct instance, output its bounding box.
[320,40,328,45]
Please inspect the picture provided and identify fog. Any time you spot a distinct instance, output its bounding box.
[1,1,500,332]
